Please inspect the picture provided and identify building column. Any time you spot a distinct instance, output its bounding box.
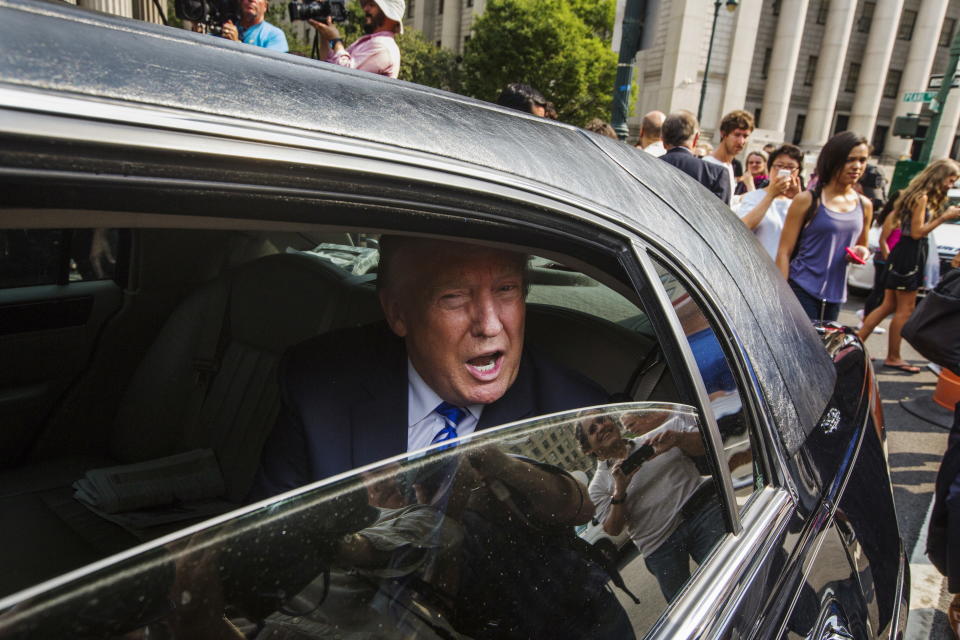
[719,0,762,118]
[439,0,460,49]
[412,0,427,39]
[657,0,706,114]
[79,0,133,17]
[759,0,809,139]
[884,0,950,160]
[932,86,960,159]
[800,0,857,148]
[848,0,904,140]
[132,0,163,23]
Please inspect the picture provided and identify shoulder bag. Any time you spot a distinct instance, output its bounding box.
[901,268,960,372]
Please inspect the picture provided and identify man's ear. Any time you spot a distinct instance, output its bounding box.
[379,289,408,337]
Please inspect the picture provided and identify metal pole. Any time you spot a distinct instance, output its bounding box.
[919,28,960,164]
[697,0,722,122]
[611,0,645,140]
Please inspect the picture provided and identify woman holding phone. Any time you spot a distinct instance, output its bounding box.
[857,159,960,372]
[737,144,803,259]
[776,132,873,322]
[735,150,770,195]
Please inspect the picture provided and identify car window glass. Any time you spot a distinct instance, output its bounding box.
[0,403,724,640]
[0,228,118,288]
[650,258,767,508]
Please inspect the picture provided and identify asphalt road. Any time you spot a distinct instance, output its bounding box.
[839,293,954,640]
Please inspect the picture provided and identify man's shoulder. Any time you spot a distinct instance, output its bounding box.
[282,322,402,385]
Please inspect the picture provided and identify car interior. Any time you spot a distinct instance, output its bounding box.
[0,223,687,599]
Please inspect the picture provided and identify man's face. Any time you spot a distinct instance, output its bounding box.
[381,241,526,407]
[721,127,751,156]
[239,0,268,24]
[361,0,386,33]
[580,413,620,454]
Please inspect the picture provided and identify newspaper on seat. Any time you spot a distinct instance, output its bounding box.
[73,449,235,533]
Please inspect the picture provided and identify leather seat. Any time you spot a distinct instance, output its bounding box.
[0,252,383,597]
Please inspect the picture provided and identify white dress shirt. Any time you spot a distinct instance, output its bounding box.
[406,360,483,452]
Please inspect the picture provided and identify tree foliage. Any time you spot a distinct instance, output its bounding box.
[460,0,616,126]
[396,29,463,93]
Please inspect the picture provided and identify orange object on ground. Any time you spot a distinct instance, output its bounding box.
[934,368,960,411]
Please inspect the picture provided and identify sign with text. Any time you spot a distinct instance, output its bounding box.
[903,91,936,102]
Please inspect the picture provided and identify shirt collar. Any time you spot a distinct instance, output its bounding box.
[407,359,481,427]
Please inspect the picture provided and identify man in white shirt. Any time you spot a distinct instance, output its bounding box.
[703,110,754,204]
[636,110,666,157]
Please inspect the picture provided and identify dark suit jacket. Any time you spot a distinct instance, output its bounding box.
[928,403,960,592]
[248,323,607,501]
[660,146,732,205]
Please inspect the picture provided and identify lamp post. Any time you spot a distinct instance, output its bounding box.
[697,0,739,122]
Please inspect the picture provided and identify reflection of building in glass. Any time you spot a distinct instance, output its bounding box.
[510,428,594,474]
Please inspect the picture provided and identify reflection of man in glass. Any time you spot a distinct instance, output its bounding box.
[576,410,725,601]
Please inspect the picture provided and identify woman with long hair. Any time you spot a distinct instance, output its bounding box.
[857,159,960,372]
[736,150,769,195]
[776,131,873,322]
[737,144,803,259]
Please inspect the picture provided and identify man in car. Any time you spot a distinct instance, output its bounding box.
[660,110,731,205]
[309,0,403,78]
[249,235,608,499]
[215,0,289,52]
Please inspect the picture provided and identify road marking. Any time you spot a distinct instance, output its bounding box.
[906,497,942,639]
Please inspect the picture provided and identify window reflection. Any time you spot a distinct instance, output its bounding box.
[3,404,726,640]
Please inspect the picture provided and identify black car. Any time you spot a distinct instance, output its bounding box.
[0,1,905,638]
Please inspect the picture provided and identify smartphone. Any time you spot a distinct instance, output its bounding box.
[777,169,791,179]
[845,247,866,265]
[619,443,655,475]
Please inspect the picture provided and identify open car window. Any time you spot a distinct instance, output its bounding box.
[0,402,731,640]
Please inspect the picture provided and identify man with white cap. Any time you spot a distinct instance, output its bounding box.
[309,0,404,78]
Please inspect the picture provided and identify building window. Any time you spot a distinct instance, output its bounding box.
[845,62,861,93]
[804,56,818,86]
[883,69,902,99]
[406,0,413,17]
[833,114,850,135]
[437,0,443,14]
[816,0,829,25]
[898,9,917,40]
[792,114,806,145]
[858,1,874,33]
[466,0,473,7]
[754,107,762,125]
[940,18,957,47]
[772,0,780,16]
[872,125,888,156]
[761,47,772,79]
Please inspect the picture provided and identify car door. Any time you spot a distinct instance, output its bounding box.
[0,228,125,467]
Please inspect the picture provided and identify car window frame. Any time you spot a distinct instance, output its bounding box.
[637,243,794,502]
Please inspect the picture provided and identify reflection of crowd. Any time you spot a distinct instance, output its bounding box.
[575,410,724,602]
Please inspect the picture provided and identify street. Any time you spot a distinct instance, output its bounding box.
[840,294,953,640]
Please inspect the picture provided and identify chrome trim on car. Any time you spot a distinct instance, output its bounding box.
[649,487,794,638]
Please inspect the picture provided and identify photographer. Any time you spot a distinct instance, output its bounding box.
[196,0,289,52]
[310,0,402,78]
[575,409,725,603]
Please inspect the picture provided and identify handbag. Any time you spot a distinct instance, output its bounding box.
[884,235,925,291]
[902,268,960,372]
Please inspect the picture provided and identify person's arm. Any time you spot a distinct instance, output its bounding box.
[309,17,344,61]
[776,191,813,279]
[878,212,896,259]
[850,197,872,262]
[467,448,595,526]
[647,427,705,457]
[739,176,789,230]
[912,194,960,238]
[599,464,637,536]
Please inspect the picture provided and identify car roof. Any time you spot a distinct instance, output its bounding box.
[0,0,836,452]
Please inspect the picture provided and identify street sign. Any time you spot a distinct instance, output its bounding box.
[929,72,960,90]
[903,91,936,102]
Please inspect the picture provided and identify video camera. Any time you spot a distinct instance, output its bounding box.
[174,0,240,34]
[288,0,347,22]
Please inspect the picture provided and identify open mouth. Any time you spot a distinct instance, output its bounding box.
[466,351,503,380]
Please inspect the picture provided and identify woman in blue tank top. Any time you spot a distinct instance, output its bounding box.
[776,132,873,322]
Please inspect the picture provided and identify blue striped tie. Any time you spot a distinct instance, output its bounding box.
[432,402,467,445]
